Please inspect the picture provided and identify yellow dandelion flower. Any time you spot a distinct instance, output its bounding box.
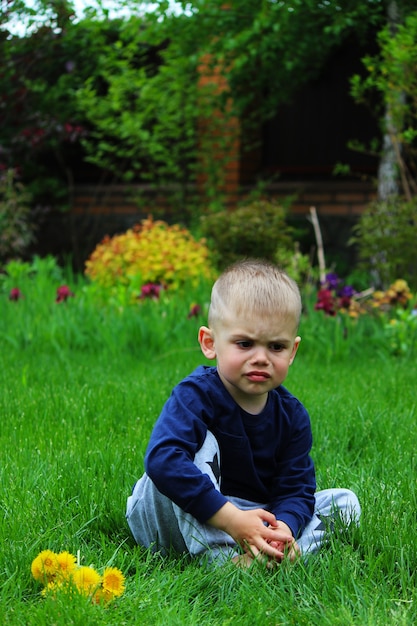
[92,588,106,604]
[101,588,117,603]
[92,587,116,605]
[102,567,125,597]
[41,580,66,598]
[56,551,77,579]
[31,550,59,583]
[72,566,102,596]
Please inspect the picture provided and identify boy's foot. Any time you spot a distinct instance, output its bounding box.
[231,553,254,568]
[232,552,284,570]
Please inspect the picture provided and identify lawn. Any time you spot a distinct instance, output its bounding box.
[1,272,416,625]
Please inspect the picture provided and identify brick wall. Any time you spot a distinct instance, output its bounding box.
[71,179,376,219]
[259,179,376,216]
[71,183,177,217]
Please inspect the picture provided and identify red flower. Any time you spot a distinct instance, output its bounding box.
[56,285,75,303]
[187,304,202,319]
[9,287,23,301]
[315,289,336,316]
[139,283,163,300]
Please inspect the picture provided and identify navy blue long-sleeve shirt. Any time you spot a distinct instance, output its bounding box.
[145,365,316,538]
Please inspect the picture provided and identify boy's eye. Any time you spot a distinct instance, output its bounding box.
[270,343,285,352]
[236,340,253,349]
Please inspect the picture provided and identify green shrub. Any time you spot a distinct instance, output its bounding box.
[200,200,304,273]
[350,197,417,289]
[0,170,35,264]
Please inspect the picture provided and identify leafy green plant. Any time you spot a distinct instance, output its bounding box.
[274,244,315,286]
[350,197,417,289]
[76,19,204,217]
[1,255,65,291]
[0,170,35,263]
[85,216,216,304]
[350,9,417,199]
[200,199,302,271]
[384,306,417,356]
[303,276,416,362]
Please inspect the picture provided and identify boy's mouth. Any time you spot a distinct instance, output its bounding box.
[246,371,270,382]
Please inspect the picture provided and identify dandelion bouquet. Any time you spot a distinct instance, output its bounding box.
[31,550,125,604]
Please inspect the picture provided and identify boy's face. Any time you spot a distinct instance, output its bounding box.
[199,310,300,415]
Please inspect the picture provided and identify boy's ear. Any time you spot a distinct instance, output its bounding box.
[289,336,301,365]
[198,326,216,360]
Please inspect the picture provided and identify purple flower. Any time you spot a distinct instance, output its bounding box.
[323,273,340,291]
[337,285,356,309]
[56,285,75,303]
[9,287,23,301]
[338,285,356,298]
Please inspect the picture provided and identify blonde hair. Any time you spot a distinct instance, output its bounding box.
[208,259,302,330]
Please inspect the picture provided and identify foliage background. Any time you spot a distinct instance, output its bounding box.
[1,1,416,279]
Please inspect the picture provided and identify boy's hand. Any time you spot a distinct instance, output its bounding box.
[208,502,295,563]
[267,520,300,562]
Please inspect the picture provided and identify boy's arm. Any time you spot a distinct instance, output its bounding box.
[145,376,231,522]
[268,401,316,539]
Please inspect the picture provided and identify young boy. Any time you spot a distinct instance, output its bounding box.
[126,259,360,566]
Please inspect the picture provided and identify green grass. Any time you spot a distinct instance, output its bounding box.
[1,272,417,624]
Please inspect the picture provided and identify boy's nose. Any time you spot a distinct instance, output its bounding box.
[251,348,269,364]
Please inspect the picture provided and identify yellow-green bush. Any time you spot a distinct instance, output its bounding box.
[85,216,216,302]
